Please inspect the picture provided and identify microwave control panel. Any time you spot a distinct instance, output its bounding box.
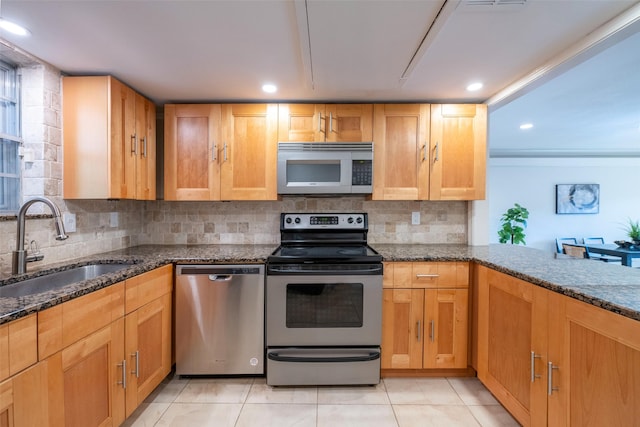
[352,160,372,186]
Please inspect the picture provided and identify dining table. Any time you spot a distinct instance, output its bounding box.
[583,243,640,267]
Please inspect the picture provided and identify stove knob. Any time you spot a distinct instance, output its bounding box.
[285,217,292,224]
[294,217,301,224]
[356,217,363,224]
[347,217,354,224]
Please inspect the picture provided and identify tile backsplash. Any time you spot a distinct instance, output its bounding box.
[1,197,467,276]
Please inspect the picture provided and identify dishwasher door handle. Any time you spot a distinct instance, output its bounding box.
[208,274,233,281]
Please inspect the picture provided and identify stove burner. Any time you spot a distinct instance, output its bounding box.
[337,248,366,256]
[281,248,309,256]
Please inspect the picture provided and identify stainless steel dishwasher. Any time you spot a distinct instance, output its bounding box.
[175,264,265,376]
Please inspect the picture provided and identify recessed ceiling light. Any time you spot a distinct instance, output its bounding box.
[519,123,534,130]
[466,82,483,92]
[262,83,277,94]
[0,18,31,36]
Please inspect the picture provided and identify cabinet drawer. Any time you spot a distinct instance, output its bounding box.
[412,262,469,289]
[0,314,37,381]
[38,282,125,359]
[125,264,173,314]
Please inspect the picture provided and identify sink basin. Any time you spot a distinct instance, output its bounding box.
[0,263,132,298]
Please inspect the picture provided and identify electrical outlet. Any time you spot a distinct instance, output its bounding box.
[63,212,76,233]
[109,212,119,228]
[411,211,420,225]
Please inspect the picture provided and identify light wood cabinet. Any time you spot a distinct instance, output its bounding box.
[221,104,278,200]
[382,261,469,372]
[135,93,157,200]
[164,103,278,200]
[33,265,173,427]
[63,75,156,200]
[372,104,430,200]
[164,104,222,200]
[124,265,173,418]
[477,266,548,426]
[429,104,486,200]
[278,103,373,142]
[372,103,486,201]
[0,314,37,382]
[0,362,48,427]
[477,266,640,426]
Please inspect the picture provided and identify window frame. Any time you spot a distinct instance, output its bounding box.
[0,58,22,213]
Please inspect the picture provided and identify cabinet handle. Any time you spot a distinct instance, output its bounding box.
[212,144,217,161]
[329,112,334,133]
[429,320,435,342]
[434,142,439,162]
[118,359,127,389]
[223,142,228,162]
[416,320,421,342]
[318,114,324,133]
[547,361,559,395]
[531,351,542,382]
[131,351,140,378]
[422,144,427,162]
[131,134,137,155]
[416,274,439,278]
[141,137,147,158]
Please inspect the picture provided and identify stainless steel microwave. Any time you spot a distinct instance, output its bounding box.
[277,142,373,195]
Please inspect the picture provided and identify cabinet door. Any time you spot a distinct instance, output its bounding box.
[135,94,156,200]
[423,288,468,369]
[547,293,640,427]
[164,104,222,200]
[0,314,37,382]
[0,363,48,427]
[324,104,373,142]
[477,267,548,427]
[110,78,137,199]
[45,318,126,427]
[278,104,324,142]
[381,288,424,369]
[429,104,486,200]
[221,104,278,200]
[124,292,172,417]
[372,104,430,200]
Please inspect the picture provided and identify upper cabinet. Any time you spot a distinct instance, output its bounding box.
[278,104,373,142]
[63,76,156,200]
[372,103,486,201]
[164,103,278,201]
[372,104,430,200]
[429,104,487,200]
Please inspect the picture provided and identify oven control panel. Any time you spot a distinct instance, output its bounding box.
[282,213,366,229]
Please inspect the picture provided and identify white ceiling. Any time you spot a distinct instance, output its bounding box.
[1,0,639,155]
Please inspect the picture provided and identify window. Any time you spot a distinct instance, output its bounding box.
[0,59,21,213]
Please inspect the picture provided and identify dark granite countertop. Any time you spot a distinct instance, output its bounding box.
[0,244,276,325]
[374,243,640,321]
[2,243,640,325]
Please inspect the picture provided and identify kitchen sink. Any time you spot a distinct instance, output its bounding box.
[0,263,132,298]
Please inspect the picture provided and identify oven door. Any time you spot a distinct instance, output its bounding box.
[266,273,382,346]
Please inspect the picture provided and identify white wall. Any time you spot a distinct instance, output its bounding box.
[489,157,640,253]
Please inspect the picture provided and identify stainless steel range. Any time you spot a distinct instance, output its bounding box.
[266,212,383,386]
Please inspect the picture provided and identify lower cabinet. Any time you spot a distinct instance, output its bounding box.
[382,262,469,372]
[0,362,48,426]
[33,265,173,427]
[124,292,172,417]
[477,265,640,426]
[45,318,126,427]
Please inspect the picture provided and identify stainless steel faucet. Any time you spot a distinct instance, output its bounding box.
[12,197,69,275]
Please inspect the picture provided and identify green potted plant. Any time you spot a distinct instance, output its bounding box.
[498,203,529,245]
[624,218,640,244]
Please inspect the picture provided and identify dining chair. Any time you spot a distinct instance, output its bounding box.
[562,243,589,259]
[555,237,578,253]
[583,237,622,263]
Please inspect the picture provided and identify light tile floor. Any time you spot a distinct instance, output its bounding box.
[123,375,521,427]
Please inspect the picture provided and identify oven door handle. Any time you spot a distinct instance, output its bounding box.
[267,351,380,363]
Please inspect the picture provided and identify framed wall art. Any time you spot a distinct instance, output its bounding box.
[556,184,600,214]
